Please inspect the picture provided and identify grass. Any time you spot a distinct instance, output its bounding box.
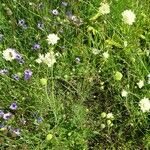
[0,0,150,149]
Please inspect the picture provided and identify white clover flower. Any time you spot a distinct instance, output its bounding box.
[137,80,144,89]
[121,89,128,97]
[99,3,110,15]
[106,113,114,119]
[2,48,16,61]
[103,51,109,59]
[121,10,136,25]
[92,48,100,55]
[36,52,56,67]
[47,34,60,45]
[139,97,150,112]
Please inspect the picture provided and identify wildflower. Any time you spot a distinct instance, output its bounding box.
[47,34,60,45]
[92,48,100,55]
[3,112,12,120]
[106,113,114,120]
[46,133,53,141]
[107,120,112,126]
[15,53,24,64]
[36,54,44,64]
[103,51,109,59]
[36,52,56,67]
[24,69,32,80]
[51,9,59,15]
[40,78,47,86]
[37,117,43,123]
[99,2,110,15]
[139,97,150,112]
[121,10,136,25]
[101,112,107,118]
[2,48,17,61]
[101,124,106,129]
[115,71,123,81]
[12,74,19,81]
[32,43,40,50]
[37,22,44,29]
[0,110,4,117]
[0,69,8,75]
[61,1,68,7]
[137,80,144,88]
[75,57,80,63]
[12,128,20,136]
[121,89,128,97]
[10,102,18,110]
[18,19,25,26]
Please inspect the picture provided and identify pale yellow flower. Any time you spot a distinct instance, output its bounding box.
[122,10,136,25]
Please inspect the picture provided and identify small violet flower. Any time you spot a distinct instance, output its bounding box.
[33,43,40,50]
[37,22,44,29]
[12,74,20,81]
[10,102,18,110]
[0,110,4,117]
[3,112,12,120]
[12,128,20,136]
[24,69,32,80]
[0,69,8,75]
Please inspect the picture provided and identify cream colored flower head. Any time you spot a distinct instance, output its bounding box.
[47,34,60,45]
[103,51,109,59]
[36,51,56,67]
[121,89,128,97]
[137,80,144,89]
[139,97,150,112]
[122,10,136,25]
[99,2,110,15]
[2,48,16,61]
[106,113,114,119]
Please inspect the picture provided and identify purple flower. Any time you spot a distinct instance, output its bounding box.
[12,128,20,136]
[33,43,40,50]
[3,112,12,120]
[10,102,18,110]
[12,74,19,81]
[37,117,43,123]
[15,53,24,64]
[18,19,25,26]
[24,69,32,80]
[0,110,4,117]
[51,9,59,15]
[0,69,8,75]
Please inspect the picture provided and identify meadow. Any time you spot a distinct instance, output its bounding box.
[0,0,150,149]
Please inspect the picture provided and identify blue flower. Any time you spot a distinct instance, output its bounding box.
[12,74,19,81]
[3,112,12,120]
[33,43,40,50]
[24,69,32,80]
[0,110,4,117]
[10,102,18,110]
[0,69,8,75]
